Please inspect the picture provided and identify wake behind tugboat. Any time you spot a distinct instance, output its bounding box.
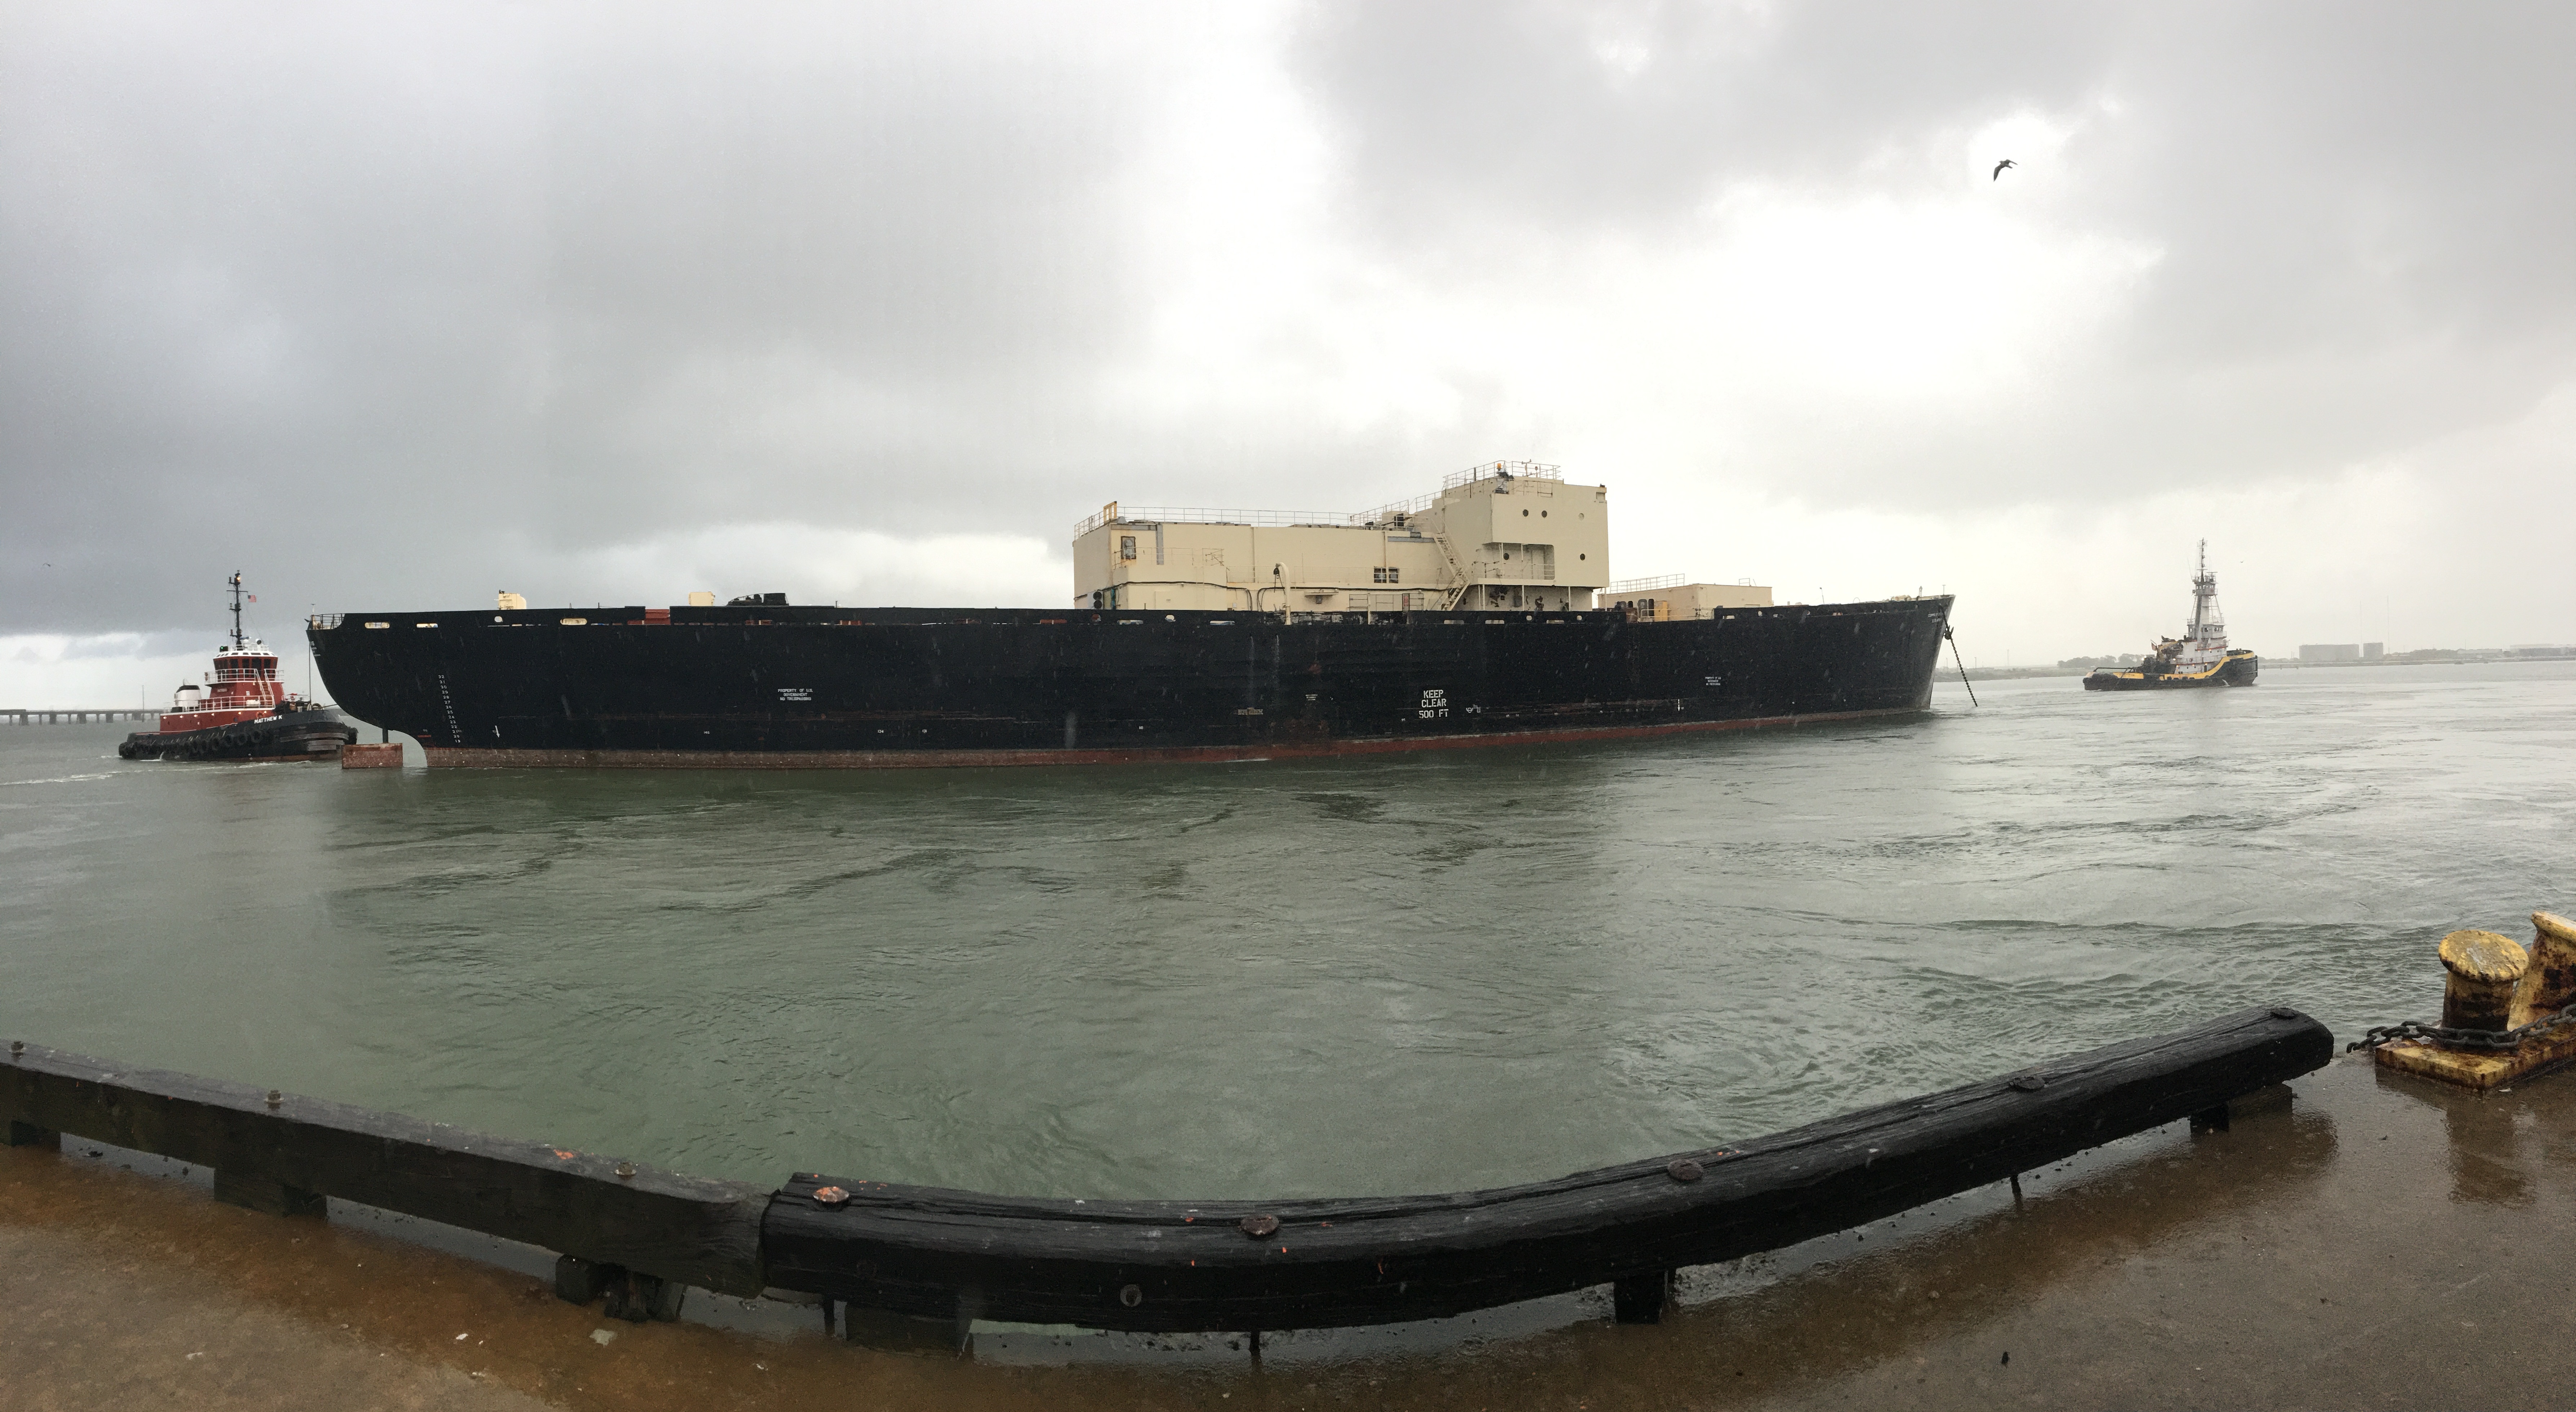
[2083,541,2259,691]
[119,573,355,762]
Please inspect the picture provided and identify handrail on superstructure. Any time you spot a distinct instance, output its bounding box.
[1073,506,1363,538]
[1074,461,1570,539]
[1353,491,1439,524]
[1445,459,1561,490]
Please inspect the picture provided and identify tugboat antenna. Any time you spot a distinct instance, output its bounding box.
[229,571,245,649]
[2190,539,2211,639]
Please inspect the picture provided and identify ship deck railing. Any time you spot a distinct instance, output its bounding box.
[1075,462,1571,539]
[1074,506,1369,536]
[1465,561,1557,583]
[1443,459,1562,491]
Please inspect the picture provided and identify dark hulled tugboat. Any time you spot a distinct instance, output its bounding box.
[119,573,357,761]
[2083,541,2259,691]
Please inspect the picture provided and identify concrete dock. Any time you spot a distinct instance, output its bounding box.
[5,1052,2572,1410]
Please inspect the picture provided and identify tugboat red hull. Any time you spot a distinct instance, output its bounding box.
[119,708,356,761]
[132,571,349,760]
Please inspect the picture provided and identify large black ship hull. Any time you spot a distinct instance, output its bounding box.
[118,708,357,761]
[307,598,1953,768]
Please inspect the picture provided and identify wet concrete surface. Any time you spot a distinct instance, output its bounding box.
[5,1052,2574,1410]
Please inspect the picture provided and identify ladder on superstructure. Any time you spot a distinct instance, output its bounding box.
[1431,533,1471,611]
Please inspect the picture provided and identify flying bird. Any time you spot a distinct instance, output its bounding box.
[1992,158,2017,180]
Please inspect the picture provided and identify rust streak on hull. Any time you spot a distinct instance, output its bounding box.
[422,706,1921,770]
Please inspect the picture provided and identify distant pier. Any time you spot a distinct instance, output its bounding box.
[2,708,158,725]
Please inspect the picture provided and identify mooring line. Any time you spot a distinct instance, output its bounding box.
[1944,626,1979,707]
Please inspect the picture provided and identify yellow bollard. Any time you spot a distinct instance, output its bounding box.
[2521,912,2576,1022]
[2378,918,2576,1090]
[2438,930,2527,1036]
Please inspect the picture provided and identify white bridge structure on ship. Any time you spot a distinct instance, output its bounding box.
[1072,461,1774,619]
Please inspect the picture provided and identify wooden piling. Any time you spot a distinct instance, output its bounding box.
[553,1254,615,1304]
[6,1119,58,1149]
[1611,1269,1672,1324]
[2438,930,2526,1034]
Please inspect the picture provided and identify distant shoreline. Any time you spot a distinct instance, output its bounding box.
[1953,667,2089,681]
[1955,652,2576,682]
[2261,652,2576,669]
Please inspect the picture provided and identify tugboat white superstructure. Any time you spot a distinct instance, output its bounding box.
[2083,542,2260,691]
[119,573,356,760]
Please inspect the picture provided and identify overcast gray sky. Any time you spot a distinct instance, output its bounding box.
[5,0,2572,698]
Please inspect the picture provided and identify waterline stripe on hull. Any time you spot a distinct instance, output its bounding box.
[420,706,1926,769]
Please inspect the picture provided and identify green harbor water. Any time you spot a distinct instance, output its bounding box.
[4,665,2571,1198]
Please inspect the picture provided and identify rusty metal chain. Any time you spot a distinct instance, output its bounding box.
[2348,1004,2576,1054]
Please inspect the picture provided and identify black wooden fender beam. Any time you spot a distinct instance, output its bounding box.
[761,1006,2332,1332]
[0,1045,767,1297]
[1,1009,2331,1332]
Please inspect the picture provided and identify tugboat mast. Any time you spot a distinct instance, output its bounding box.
[228,571,247,649]
[2188,540,2217,643]
[2081,539,2257,692]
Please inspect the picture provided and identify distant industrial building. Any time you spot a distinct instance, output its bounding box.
[2365,642,2384,660]
[2300,643,2362,662]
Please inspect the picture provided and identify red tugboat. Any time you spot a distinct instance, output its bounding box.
[119,573,357,761]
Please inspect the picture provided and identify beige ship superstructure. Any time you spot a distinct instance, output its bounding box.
[1600,575,1776,620]
[1076,461,1761,617]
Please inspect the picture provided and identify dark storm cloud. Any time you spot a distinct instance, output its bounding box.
[2,2,1213,632]
[4,1,2571,636]
[525,12,1168,531]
